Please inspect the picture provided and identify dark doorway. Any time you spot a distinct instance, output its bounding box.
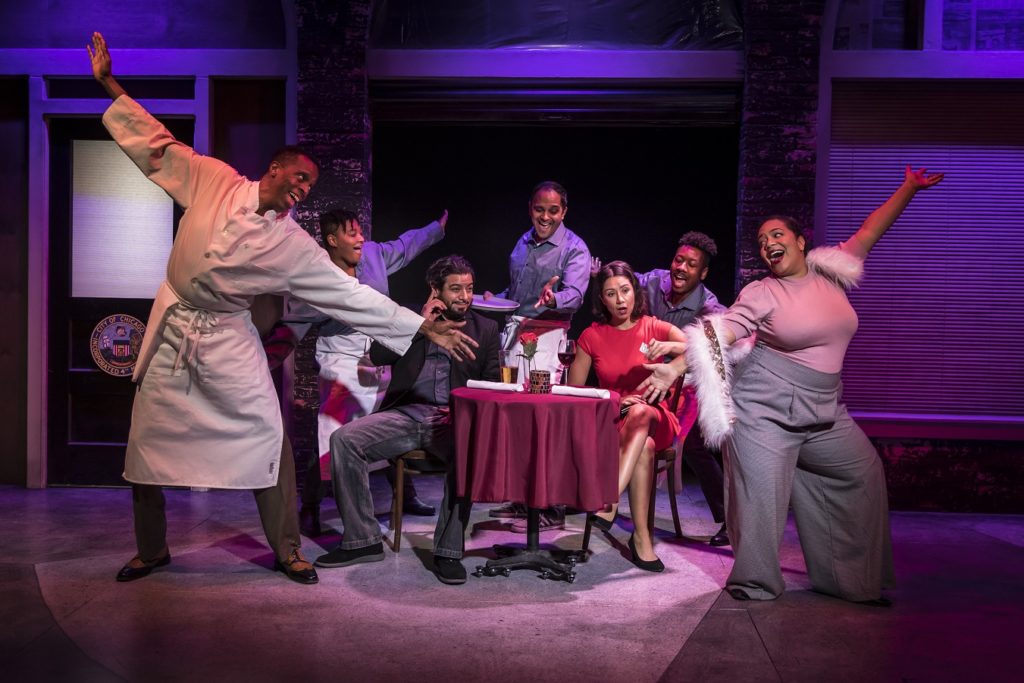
[372,123,740,337]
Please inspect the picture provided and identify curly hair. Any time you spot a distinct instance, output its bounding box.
[591,260,648,324]
[426,254,475,292]
[677,231,718,264]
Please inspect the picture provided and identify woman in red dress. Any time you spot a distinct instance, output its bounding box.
[568,261,687,571]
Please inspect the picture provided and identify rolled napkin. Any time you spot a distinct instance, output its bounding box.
[466,379,525,393]
[551,385,611,399]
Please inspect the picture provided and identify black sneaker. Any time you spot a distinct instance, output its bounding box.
[314,542,385,568]
[433,556,467,585]
[488,502,526,519]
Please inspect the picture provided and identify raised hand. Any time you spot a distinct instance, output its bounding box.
[86,32,111,82]
[421,318,478,361]
[438,209,449,232]
[420,296,446,320]
[905,166,944,191]
[86,32,126,100]
[534,275,559,309]
[590,257,602,278]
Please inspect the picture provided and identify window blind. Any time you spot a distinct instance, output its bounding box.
[827,81,1024,422]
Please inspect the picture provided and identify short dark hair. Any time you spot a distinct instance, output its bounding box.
[426,255,475,292]
[270,145,319,174]
[677,231,718,265]
[319,208,359,244]
[530,181,568,208]
[592,260,648,324]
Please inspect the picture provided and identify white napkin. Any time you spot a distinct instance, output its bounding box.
[551,385,611,399]
[466,379,525,393]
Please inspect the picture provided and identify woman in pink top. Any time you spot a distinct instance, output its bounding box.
[692,167,943,604]
[568,261,687,572]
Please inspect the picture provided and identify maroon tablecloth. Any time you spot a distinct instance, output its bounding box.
[451,387,619,511]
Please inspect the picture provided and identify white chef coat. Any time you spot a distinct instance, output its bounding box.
[104,96,424,488]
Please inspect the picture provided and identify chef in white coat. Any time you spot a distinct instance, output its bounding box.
[88,33,476,584]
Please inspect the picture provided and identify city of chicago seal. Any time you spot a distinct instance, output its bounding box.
[89,314,146,377]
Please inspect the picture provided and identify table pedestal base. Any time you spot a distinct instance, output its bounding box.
[472,508,586,583]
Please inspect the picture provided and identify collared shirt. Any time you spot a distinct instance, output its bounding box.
[394,342,452,422]
[498,223,591,320]
[636,270,726,330]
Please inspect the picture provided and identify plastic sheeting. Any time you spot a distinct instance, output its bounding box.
[370,0,742,50]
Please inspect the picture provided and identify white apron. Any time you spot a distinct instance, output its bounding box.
[106,95,423,489]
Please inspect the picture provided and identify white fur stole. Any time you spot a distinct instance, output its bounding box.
[806,246,864,290]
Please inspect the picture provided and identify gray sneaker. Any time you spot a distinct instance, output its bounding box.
[509,510,565,533]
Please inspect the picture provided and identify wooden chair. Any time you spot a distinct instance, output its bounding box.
[387,449,446,552]
[581,378,685,551]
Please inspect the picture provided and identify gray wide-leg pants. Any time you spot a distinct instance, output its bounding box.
[723,344,894,601]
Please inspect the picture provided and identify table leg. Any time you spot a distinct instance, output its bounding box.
[474,507,585,583]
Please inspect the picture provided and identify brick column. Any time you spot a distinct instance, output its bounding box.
[291,0,373,476]
[735,1,826,288]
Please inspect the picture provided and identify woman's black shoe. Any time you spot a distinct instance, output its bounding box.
[628,535,664,573]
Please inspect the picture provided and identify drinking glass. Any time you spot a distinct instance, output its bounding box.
[556,339,577,384]
[499,350,519,385]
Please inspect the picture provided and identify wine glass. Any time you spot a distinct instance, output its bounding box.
[557,339,577,385]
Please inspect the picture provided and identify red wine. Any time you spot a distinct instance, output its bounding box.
[557,352,575,366]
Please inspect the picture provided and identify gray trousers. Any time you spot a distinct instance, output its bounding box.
[329,408,469,559]
[131,434,302,564]
[723,345,894,601]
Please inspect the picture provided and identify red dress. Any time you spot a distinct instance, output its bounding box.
[577,316,681,451]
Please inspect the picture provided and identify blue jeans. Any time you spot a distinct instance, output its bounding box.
[328,407,469,559]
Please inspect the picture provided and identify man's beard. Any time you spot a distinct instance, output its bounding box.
[443,306,467,322]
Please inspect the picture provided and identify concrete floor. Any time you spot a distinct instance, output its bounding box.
[1,475,1021,682]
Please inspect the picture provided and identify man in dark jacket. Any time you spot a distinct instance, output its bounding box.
[315,255,500,584]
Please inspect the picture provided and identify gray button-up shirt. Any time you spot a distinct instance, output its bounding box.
[394,342,451,423]
[637,269,725,330]
[498,223,591,320]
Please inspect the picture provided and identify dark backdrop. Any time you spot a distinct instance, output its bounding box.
[372,123,740,338]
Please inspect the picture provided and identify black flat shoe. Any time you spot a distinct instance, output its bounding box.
[116,553,171,582]
[315,542,385,568]
[709,523,730,547]
[588,513,614,532]
[628,535,664,573]
[433,556,467,585]
[274,552,319,585]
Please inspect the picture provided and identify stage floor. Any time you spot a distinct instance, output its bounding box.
[1,476,1021,682]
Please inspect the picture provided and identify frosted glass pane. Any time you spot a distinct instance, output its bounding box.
[72,139,172,299]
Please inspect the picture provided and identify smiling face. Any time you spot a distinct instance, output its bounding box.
[668,245,709,302]
[600,275,635,327]
[432,272,474,320]
[528,188,567,241]
[325,218,365,272]
[758,218,807,277]
[259,154,318,215]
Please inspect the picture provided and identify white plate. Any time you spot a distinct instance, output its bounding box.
[471,295,520,312]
